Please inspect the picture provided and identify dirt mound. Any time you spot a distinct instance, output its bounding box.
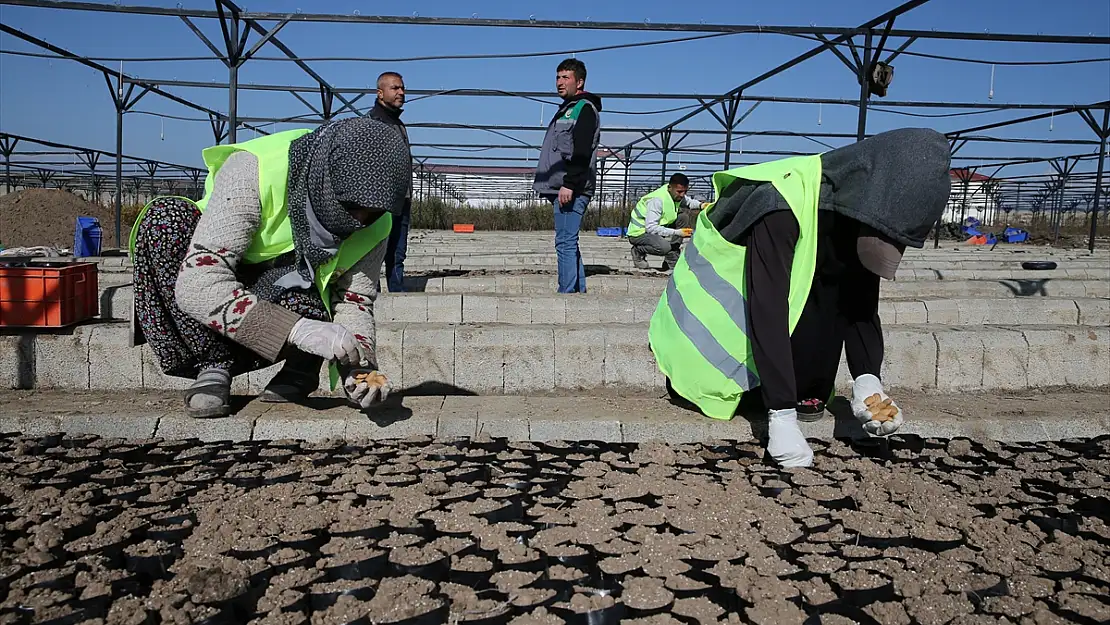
[0,189,121,249]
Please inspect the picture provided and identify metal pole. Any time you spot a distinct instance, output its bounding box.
[228,63,238,144]
[622,152,630,210]
[857,31,873,141]
[1089,109,1109,252]
[115,104,124,248]
[722,101,737,171]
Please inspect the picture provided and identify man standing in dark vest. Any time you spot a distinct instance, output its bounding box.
[369,71,413,293]
[533,58,603,293]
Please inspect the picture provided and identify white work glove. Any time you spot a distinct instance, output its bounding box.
[851,374,904,436]
[286,318,368,367]
[767,408,814,468]
[343,369,391,409]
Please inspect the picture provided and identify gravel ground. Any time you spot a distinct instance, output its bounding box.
[1,432,1108,625]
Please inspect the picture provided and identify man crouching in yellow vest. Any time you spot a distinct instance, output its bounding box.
[649,128,951,467]
[129,117,408,418]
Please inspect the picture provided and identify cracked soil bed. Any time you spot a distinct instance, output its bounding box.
[1,432,1108,624]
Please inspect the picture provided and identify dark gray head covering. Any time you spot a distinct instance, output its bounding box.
[708,127,952,279]
[249,116,409,302]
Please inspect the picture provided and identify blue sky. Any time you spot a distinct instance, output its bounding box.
[1,0,1108,192]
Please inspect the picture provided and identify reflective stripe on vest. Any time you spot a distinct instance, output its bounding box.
[627,185,677,238]
[648,154,822,420]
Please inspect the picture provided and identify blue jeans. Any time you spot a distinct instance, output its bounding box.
[385,204,411,293]
[552,194,589,293]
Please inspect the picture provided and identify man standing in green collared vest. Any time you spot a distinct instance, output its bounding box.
[627,172,708,270]
[128,117,410,419]
[649,128,952,467]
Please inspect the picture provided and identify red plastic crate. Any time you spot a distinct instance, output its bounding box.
[0,262,99,327]
[452,224,475,233]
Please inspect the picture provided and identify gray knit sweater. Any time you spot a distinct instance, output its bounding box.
[174,151,387,364]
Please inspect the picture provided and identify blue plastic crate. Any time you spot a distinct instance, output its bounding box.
[73,216,102,257]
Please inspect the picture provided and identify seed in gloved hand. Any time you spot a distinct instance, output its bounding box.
[352,371,387,386]
[864,394,898,422]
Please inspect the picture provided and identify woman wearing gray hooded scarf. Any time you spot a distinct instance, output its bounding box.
[649,128,952,467]
[129,116,411,418]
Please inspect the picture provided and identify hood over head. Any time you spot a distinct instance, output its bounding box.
[819,127,952,279]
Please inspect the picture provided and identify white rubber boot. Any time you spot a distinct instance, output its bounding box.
[767,408,814,468]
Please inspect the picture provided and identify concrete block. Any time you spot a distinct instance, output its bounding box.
[141,345,191,391]
[883,327,938,390]
[555,326,605,390]
[35,331,90,390]
[521,276,554,294]
[1042,419,1110,442]
[496,297,531,324]
[564,296,601,323]
[981,328,1029,390]
[475,417,529,440]
[446,277,496,293]
[59,413,161,439]
[427,295,462,323]
[1046,280,1088,298]
[891,301,927,325]
[604,325,663,390]
[954,300,992,325]
[976,419,1049,443]
[462,295,498,323]
[387,295,428,322]
[88,324,143,391]
[438,398,477,438]
[504,326,555,393]
[935,328,984,391]
[421,278,444,293]
[495,276,523,294]
[247,363,284,395]
[1024,326,1110,388]
[626,278,663,295]
[99,284,133,320]
[600,297,637,323]
[402,325,454,389]
[0,414,63,435]
[454,326,504,394]
[530,296,566,325]
[376,325,404,384]
[156,416,254,442]
[633,296,660,323]
[924,300,959,324]
[1084,280,1110,299]
[703,417,756,442]
[593,276,629,295]
[0,335,36,390]
[346,410,438,439]
[529,418,621,442]
[254,415,346,442]
[878,301,896,325]
[621,419,709,444]
[1077,298,1110,326]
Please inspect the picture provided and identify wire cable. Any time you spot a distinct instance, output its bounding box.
[0,31,740,64]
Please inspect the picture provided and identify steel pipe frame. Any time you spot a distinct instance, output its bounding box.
[4,0,1107,239]
[4,0,1110,45]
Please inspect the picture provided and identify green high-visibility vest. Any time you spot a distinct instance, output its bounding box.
[627,185,677,238]
[129,129,393,389]
[647,154,822,420]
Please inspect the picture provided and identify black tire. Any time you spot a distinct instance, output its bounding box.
[1021,261,1058,271]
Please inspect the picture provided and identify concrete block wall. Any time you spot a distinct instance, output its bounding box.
[4,321,1107,395]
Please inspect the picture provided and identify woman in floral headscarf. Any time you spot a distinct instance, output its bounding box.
[130,116,411,418]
